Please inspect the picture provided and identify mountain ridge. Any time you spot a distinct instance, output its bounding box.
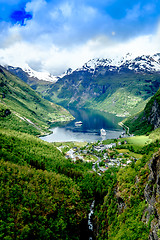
[6,53,160,84]
[5,53,160,117]
[75,53,160,75]
[42,53,160,117]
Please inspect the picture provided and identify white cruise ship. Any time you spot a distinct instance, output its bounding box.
[100,128,106,136]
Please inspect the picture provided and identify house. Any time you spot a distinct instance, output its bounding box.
[94,146,102,152]
[65,149,76,161]
[105,143,116,149]
[127,160,132,164]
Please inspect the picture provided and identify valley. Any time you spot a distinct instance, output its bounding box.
[1,0,160,239]
[7,54,160,117]
[40,108,123,143]
[1,54,160,239]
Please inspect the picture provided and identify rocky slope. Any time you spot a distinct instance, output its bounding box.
[144,150,160,240]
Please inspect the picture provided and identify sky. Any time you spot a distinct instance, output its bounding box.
[0,0,160,75]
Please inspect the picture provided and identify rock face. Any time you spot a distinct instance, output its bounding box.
[148,100,160,130]
[144,150,160,239]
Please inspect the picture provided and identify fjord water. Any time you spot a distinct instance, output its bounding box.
[40,108,124,142]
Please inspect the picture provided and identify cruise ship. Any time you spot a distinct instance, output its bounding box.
[75,121,83,126]
[100,128,106,136]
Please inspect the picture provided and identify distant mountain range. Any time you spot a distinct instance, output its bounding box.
[5,53,160,117]
[75,53,160,74]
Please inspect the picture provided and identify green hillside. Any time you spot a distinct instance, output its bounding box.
[1,128,160,239]
[124,87,160,135]
[40,71,160,117]
[0,66,74,135]
[1,65,160,239]
[0,129,86,239]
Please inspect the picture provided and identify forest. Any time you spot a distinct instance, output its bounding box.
[0,127,160,239]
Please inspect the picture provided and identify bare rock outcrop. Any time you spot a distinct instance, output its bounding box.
[143,150,160,239]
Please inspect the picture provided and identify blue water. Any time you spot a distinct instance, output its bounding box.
[40,108,124,142]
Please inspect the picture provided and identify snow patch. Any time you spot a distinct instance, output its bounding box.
[23,65,58,82]
[73,53,160,74]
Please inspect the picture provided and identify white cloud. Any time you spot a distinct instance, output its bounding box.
[25,0,47,15]
[0,2,160,76]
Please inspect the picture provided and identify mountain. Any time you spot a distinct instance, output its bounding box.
[75,53,160,74]
[123,87,160,135]
[7,64,58,83]
[6,65,55,97]
[24,53,160,117]
[1,61,160,239]
[5,53,160,117]
[0,66,74,135]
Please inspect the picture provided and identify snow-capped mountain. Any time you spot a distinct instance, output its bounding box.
[7,65,58,83]
[72,53,160,75]
[5,53,160,84]
[23,65,58,82]
[4,53,160,118]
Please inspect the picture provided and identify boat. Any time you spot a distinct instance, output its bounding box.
[75,121,83,126]
[100,128,106,136]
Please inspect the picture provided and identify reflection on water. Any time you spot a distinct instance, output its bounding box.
[40,108,124,143]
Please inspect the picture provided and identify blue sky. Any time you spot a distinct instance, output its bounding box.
[0,0,160,74]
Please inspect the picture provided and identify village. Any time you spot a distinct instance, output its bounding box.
[56,138,138,175]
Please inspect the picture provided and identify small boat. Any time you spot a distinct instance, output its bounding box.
[75,121,83,126]
[100,128,106,136]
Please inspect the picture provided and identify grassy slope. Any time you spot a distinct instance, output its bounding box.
[90,88,150,116]
[0,66,74,135]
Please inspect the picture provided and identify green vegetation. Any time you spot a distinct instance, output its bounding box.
[1,65,160,239]
[0,160,83,240]
[1,126,160,239]
[37,71,160,116]
[0,128,95,239]
[94,139,160,240]
[89,88,150,117]
[119,135,152,151]
[124,87,160,136]
[0,66,74,135]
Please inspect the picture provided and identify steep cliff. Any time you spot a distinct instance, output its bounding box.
[144,150,160,240]
[94,144,160,239]
[124,88,160,135]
